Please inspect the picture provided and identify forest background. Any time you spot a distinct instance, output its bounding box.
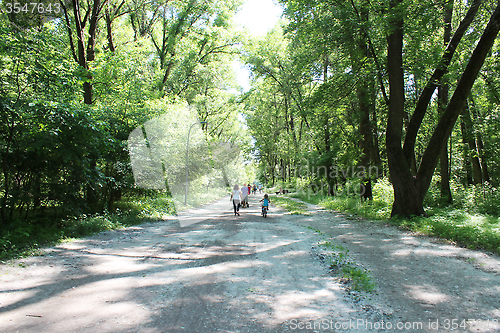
[1,0,500,260]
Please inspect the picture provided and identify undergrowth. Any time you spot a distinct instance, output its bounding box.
[297,178,500,255]
[0,194,176,262]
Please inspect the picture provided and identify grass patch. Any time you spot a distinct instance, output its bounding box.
[320,241,376,293]
[272,196,309,215]
[0,194,176,262]
[297,188,500,255]
[391,209,500,253]
[307,227,376,293]
[289,193,323,205]
[320,196,391,220]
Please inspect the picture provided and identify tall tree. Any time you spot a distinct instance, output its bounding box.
[104,0,129,52]
[387,0,500,216]
[60,0,104,104]
[348,0,379,199]
[438,0,454,203]
[149,0,239,95]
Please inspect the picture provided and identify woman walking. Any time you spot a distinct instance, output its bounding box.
[230,184,242,216]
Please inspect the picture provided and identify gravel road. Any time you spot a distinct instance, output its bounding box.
[1,194,499,332]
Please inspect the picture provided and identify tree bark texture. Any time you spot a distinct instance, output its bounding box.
[462,101,483,184]
[65,0,102,105]
[386,0,424,216]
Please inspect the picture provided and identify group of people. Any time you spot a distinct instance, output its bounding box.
[230,183,268,216]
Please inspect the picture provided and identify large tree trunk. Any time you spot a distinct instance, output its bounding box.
[386,0,500,217]
[386,0,424,216]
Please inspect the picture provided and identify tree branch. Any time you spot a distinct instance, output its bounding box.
[402,0,483,167]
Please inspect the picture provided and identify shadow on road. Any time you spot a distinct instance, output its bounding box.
[1,194,353,333]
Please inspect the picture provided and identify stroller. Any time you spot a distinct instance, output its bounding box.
[241,196,249,208]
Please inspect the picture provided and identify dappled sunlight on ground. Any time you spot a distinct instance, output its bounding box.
[2,194,500,332]
[297,198,500,332]
[406,284,450,305]
[0,195,365,333]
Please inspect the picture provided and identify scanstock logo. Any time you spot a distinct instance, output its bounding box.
[127,104,240,226]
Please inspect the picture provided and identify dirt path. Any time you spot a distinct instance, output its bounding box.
[1,194,499,332]
[289,198,500,332]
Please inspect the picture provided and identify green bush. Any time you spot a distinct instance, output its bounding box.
[428,180,500,216]
[317,178,393,220]
[0,194,177,261]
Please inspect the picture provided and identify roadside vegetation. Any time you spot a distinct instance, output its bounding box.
[272,194,376,293]
[308,227,376,293]
[0,193,176,262]
[286,178,500,255]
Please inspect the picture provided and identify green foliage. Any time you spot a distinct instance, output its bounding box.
[290,192,323,205]
[425,176,500,216]
[298,178,500,255]
[0,194,176,262]
[0,98,110,224]
[317,178,392,220]
[451,182,500,216]
[0,21,78,101]
[392,209,500,254]
[272,196,308,215]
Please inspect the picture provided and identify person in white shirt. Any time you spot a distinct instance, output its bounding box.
[230,184,242,216]
[240,183,249,207]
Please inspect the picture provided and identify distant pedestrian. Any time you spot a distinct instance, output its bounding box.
[247,183,251,196]
[241,183,249,208]
[230,184,242,216]
[258,184,262,193]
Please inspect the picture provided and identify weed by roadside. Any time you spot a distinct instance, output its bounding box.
[307,227,376,293]
[391,210,500,253]
[289,193,323,205]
